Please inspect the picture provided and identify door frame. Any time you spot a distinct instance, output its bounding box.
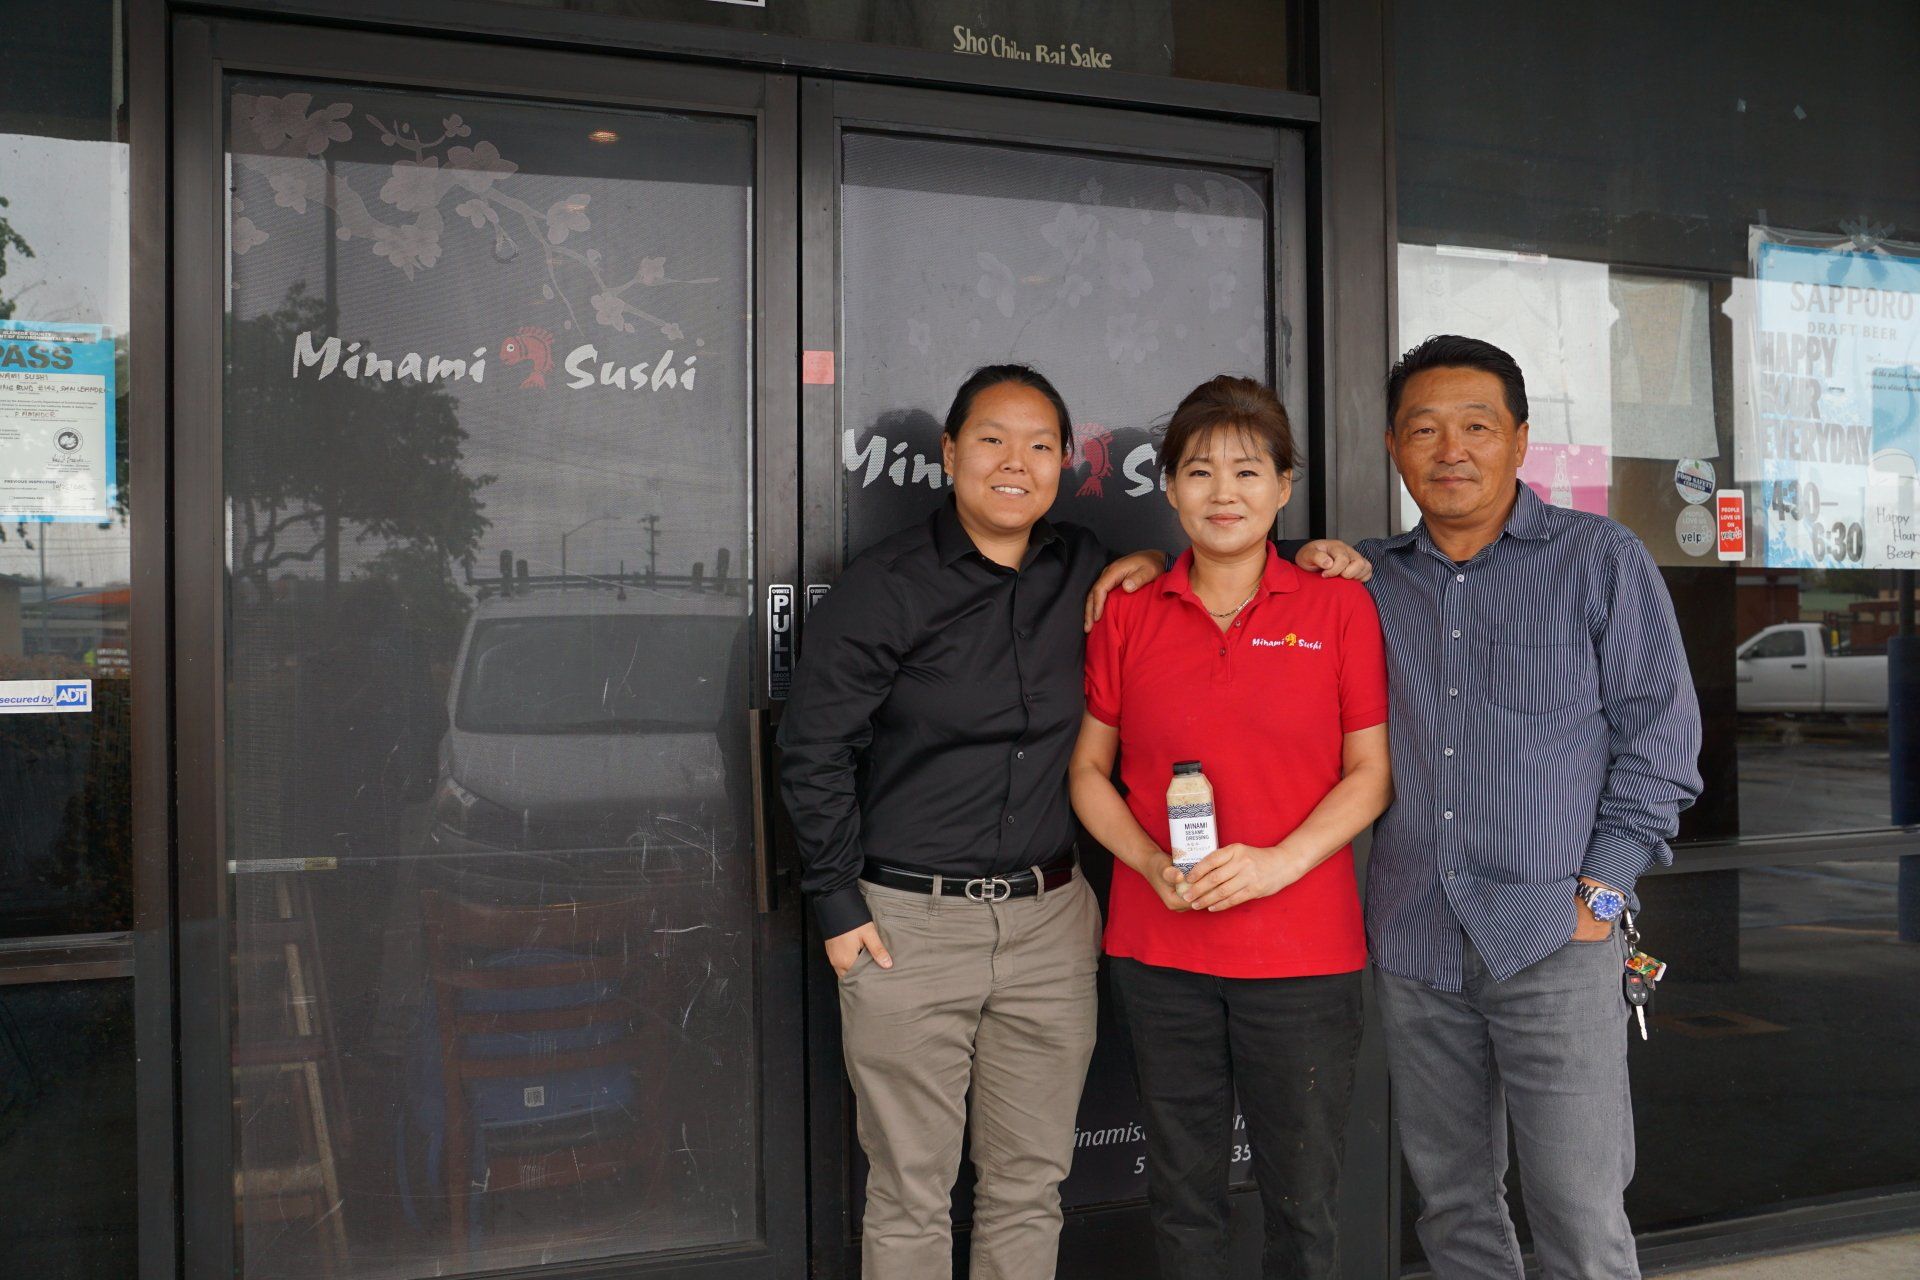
[792,75,1390,1279]
[170,16,806,1277]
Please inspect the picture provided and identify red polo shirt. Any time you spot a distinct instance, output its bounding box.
[1084,544,1387,978]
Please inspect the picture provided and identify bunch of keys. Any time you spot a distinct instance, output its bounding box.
[1620,910,1667,1041]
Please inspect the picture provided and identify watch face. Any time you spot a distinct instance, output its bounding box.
[1590,888,1626,920]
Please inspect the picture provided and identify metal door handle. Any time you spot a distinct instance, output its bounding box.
[1790,662,1809,669]
[749,706,775,914]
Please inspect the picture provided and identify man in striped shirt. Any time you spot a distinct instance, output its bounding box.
[1302,335,1702,1278]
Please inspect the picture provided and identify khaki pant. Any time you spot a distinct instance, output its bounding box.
[838,873,1102,1280]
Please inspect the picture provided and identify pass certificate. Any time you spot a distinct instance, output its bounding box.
[0,320,117,522]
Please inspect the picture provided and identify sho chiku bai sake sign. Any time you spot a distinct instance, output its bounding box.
[0,320,117,522]
[1745,229,1920,568]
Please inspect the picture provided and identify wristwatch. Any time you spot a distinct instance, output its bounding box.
[1575,880,1627,922]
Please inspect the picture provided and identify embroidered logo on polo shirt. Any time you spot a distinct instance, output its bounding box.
[1252,632,1322,650]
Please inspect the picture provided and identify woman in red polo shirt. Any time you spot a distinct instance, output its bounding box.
[1069,375,1391,1279]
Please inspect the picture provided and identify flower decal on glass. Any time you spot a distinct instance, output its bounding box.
[453,198,498,229]
[1174,179,1252,249]
[1105,232,1153,298]
[380,156,447,213]
[1105,313,1160,364]
[227,92,718,340]
[976,252,1018,318]
[1041,204,1099,264]
[590,290,632,332]
[231,204,268,257]
[544,195,591,245]
[267,167,312,214]
[447,141,517,190]
[372,210,444,279]
[244,93,352,156]
[1208,270,1237,314]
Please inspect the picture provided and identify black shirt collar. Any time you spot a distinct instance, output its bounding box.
[931,497,1062,570]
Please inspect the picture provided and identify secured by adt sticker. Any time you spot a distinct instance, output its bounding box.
[1674,459,1716,505]
[0,678,93,714]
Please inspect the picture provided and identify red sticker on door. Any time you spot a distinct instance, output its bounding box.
[1716,490,1746,561]
[802,350,835,385]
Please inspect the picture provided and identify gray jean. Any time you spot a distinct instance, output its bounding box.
[1376,932,1638,1280]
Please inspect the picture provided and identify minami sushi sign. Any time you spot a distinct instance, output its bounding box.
[290,327,700,393]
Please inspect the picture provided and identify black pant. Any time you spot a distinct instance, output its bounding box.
[1110,957,1363,1280]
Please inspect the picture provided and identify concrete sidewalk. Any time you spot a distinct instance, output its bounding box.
[1656,1233,1920,1278]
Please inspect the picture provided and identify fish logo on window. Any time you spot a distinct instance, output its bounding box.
[498,326,555,389]
[1073,424,1114,498]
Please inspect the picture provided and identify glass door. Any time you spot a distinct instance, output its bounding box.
[173,20,803,1280]
[794,79,1334,1277]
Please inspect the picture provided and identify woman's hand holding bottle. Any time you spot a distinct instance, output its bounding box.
[1173,843,1309,912]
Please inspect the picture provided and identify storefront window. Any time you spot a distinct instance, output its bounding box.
[222,76,761,1277]
[0,9,137,1276]
[493,0,1293,90]
[0,980,138,1271]
[838,131,1278,561]
[1394,0,1920,1257]
[0,1,133,939]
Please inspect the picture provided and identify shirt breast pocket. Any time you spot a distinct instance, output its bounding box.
[1481,621,1594,715]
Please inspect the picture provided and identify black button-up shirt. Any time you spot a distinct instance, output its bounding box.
[777,500,1108,937]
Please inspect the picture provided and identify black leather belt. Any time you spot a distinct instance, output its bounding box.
[861,854,1077,902]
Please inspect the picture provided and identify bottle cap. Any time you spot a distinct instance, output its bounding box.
[1173,761,1203,775]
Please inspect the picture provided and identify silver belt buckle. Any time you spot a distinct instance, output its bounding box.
[965,876,1013,903]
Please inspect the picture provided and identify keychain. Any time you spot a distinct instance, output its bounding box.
[1621,909,1666,1041]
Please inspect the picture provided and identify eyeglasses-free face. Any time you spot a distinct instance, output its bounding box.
[1165,425,1293,558]
[941,381,1067,544]
[1386,365,1530,531]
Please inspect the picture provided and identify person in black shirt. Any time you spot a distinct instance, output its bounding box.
[779,365,1367,1279]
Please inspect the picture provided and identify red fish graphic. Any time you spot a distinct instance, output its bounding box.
[1074,423,1114,498]
[498,326,555,389]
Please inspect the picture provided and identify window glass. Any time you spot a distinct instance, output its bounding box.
[838,131,1280,562]
[0,0,133,939]
[0,980,138,1273]
[1396,0,1920,845]
[223,75,763,1278]
[837,128,1284,1213]
[1394,0,1920,1255]
[1746,629,1806,659]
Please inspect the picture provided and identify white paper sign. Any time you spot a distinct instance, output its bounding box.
[0,320,117,522]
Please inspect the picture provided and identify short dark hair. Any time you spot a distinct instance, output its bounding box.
[943,364,1074,458]
[1386,335,1529,427]
[1158,375,1297,475]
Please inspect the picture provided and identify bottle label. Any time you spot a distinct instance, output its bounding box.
[1168,804,1216,869]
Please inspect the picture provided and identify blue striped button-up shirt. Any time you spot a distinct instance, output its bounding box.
[1358,484,1703,990]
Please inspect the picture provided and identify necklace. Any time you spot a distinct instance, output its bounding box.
[1206,588,1259,620]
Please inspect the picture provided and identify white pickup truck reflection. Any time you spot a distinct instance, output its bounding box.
[1736,622,1888,714]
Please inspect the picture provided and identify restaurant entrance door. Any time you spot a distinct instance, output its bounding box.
[791,79,1357,1276]
[166,16,1376,1279]
[171,19,805,1280]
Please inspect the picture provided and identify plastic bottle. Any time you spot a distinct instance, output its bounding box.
[1167,761,1218,874]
